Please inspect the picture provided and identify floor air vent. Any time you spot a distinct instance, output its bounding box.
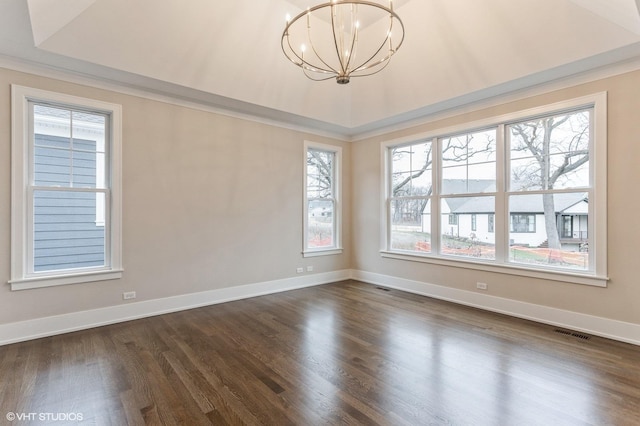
[554,329,591,340]
[376,287,391,292]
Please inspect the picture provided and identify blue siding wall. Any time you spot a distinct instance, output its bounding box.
[33,134,105,272]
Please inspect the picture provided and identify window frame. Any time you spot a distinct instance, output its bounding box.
[10,85,123,290]
[381,93,608,287]
[303,141,343,257]
[510,214,536,233]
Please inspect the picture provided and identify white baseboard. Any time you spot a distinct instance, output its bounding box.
[352,270,640,346]
[0,270,352,346]
[3,269,639,347]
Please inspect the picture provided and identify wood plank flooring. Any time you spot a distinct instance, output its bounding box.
[1,280,639,425]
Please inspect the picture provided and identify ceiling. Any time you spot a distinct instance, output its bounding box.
[1,0,640,138]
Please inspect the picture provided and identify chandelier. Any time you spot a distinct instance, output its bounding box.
[281,0,405,84]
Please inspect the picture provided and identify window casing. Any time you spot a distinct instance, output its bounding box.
[382,94,607,287]
[304,142,342,257]
[11,85,122,290]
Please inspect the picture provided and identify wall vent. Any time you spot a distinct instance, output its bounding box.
[554,329,591,340]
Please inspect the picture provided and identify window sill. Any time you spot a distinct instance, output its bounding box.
[10,269,123,291]
[303,248,344,258]
[380,250,608,287]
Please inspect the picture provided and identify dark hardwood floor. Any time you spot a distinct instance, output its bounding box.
[1,280,639,425]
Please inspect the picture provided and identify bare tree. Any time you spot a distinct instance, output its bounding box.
[307,149,333,197]
[391,132,495,224]
[510,112,589,250]
[391,144,433,223]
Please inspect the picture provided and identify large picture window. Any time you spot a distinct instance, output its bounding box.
[304,142,342,256]
[383,94,607,286]
[11,86,122,290]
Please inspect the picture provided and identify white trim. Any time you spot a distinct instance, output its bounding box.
[379,94,606,149]
[0,270,352,346]
[381,93,607,285]
[2,270,638,347]
[9,269,123,291]
[303,141,343,254]
[380,251,608,287]
[0,55,350,142]
[303,248,344,257]
[10,85,123,290]
[1,51,639,142]
[352,270,640,346]
[351,54,640,141]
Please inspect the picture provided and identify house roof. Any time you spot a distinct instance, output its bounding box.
[446,190,589,215]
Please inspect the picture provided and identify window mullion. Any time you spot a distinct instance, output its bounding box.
[432,137,441,255]
[495,124,507,263]
[26,185,35,275]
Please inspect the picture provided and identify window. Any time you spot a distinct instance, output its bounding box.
[11,85,122,290]
[440,128,497,260]
[304,142,342,256]
[510,214,536,233]
[382,93,607,286]
[507,109,591,268]
[561,216,573,238]
[389,141,433,253]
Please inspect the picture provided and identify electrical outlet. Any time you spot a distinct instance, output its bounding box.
[306,266,314,272]
[296,267,304,273]
[123,291,136,300]
[476,282,488,290]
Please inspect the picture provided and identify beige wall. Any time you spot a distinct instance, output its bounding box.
[0,68,351,325]
[352,69,640,325]
[1,66,639,332]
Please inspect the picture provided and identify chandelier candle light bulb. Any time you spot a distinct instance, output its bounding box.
[281,0,404,84]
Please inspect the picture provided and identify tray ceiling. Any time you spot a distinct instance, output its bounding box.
[1,0,639,138]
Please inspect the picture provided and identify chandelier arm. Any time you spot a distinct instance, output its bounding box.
[284,32,337,75]
[349,34,390,74]
[348,54,392,78]
[302,66,338,81]
[282,30,306,66]
[343,4,359,76]
[300,62,337,75]
[349,12,400,74]
[331,2,344,75]
[330,3,348,76]
[306,13,341,75]
[282,36,304,66]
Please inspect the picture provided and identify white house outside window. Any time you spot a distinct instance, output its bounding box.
[382,94,607,287]
[304,142,342,257]
[10,86,122,290]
